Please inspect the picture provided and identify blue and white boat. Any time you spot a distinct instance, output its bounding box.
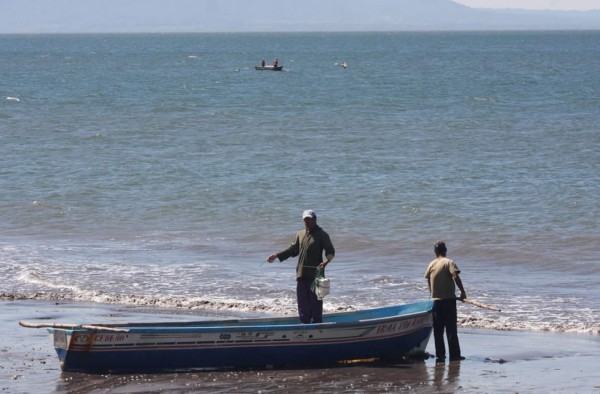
[20,301,433,373]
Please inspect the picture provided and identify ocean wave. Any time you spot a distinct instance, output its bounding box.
[459,315,600,336]
[0,290,354,317]
[2,290,597,335]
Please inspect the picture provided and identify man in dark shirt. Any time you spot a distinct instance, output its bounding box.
[267,209,335,323]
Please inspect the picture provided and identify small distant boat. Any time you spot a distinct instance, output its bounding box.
[20,301,433,373]
[255,65,283,71]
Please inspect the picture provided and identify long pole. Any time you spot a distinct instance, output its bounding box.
[459,298,502,312]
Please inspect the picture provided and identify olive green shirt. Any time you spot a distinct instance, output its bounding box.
[277,225,335,281]
[424,257,461,300]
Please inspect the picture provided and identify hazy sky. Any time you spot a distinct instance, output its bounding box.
[454,0,600,10]
[1,0,598,34]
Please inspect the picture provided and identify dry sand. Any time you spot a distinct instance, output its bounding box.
[2,300,599,393]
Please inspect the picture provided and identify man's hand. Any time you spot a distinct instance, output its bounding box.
[267,254,277,263]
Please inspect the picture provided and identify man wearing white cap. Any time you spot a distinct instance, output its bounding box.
[267,209,335,323]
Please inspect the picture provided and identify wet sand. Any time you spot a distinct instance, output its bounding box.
[2,300,599,393]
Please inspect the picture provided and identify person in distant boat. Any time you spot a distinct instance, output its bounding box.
[273,57,278,67]
[261,59,265,67]
[424,241,467,363]
[267,209,335,324]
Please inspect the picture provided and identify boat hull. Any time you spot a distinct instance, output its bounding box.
[255,65,283,71]
[49,301,433,373]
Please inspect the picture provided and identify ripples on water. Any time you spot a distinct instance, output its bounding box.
[0,32,598,334]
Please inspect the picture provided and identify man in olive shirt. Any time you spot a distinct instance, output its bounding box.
[267,209,335,323]
[425,241,467,363]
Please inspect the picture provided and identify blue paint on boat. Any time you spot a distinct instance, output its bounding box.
[46,301,433,372]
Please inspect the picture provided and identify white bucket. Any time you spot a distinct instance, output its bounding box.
[315,277,330,299]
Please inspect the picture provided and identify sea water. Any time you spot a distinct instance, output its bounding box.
[1,31,598,334]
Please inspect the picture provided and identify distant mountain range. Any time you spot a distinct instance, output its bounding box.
[2,0,599,33]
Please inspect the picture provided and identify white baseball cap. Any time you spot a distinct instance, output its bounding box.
[302,209,316,219]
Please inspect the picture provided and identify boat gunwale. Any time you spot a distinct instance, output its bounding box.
[46,303,432,334]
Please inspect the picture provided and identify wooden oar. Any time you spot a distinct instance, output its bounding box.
[458,298,502,312]
[19,321,130,332]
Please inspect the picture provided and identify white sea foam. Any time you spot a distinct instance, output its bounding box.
[4,253,597,335]
[3,281,598,335]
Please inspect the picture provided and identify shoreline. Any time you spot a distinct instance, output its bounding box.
[2,300,599,393]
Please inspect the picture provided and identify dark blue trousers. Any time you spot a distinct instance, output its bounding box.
[432,299,462,361]
[296,279,323,324]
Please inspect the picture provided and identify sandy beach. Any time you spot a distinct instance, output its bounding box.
[1,300,598,393]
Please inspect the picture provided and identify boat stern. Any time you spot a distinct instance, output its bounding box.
[49,328,72,371]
